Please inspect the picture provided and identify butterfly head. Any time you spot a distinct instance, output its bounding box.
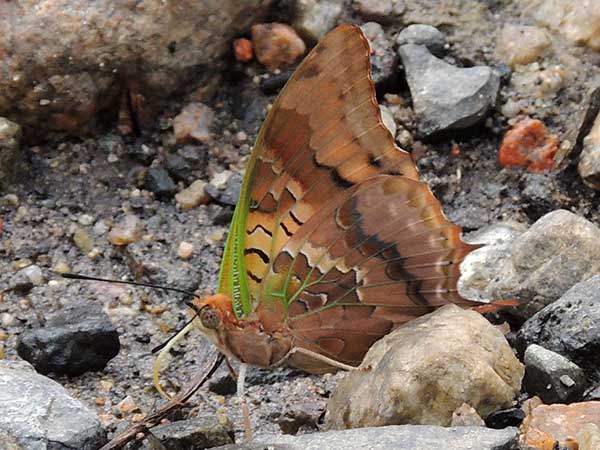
[187,293,237,345]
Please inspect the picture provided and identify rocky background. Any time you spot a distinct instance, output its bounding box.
[1,0,599,449]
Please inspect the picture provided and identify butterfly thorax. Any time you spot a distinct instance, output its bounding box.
[191,294,293,368]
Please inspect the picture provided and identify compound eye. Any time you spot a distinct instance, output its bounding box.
[199,306,222,330]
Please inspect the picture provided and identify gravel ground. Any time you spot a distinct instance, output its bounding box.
[1,0,599,445]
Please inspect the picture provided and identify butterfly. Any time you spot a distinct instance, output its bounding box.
[182,23,511,378]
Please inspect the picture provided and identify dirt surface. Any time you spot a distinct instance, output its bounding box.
[1,0,600,445]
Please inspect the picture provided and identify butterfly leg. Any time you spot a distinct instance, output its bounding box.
[237,362,253,442]
[276,346,361,372]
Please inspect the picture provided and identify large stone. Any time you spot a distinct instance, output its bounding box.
[523,344,587,404]
[0,1,269,140]
[516,276,600,381]
[458,222,526,302]
[16,301,120,376]
[213,425,519,450]
[0,360,107,449]
[398,44,499,136]
[0,117,24,191]
[487,210,600,319]
[325,305,523,429]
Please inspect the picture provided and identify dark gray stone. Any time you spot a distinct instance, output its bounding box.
[0,360,107,450]
[398,44,499,136]
[361,22,397,85]
[213,425,518,450]
[396,24,446,57]
[488,210,600,319]
[278,400,326,435]
[205,172,242,207]
[144,167,177,198]
[516,275,600,382]
[17,301,120,376]
[138,416,234,450]
[165,153,193,182]
[523,344,587,403]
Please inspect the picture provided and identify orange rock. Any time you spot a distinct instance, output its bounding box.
[520,401,600,449]
[498,118,558,172]
[233,38,254,62]
[251,23,306,71]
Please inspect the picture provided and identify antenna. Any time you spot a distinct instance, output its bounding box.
[59,272,199,297]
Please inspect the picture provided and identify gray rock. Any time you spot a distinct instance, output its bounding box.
[17,301,120,376]
[325,305,523,429]
[361,22,397,85]
[292,0,343,41]
[213,425,519,450]
[398,44,499,136]
[353,0,405,22]
[523,344,587,403]
[144,167,177,199]
[487,210,600,319]
[0,117,24,191]
[0,360,107,450]
[138,416,234,450]
[396,24,446,57]
[458,222,527,302]
[578,111,600,190]
[0,1,269,141]
[517,275,600,382]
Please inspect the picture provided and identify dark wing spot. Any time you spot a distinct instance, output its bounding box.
[247,223,273,237]
[289,211,303,226]
[244,247,270,264]
[368,152,382,168]
[247,270,262,283]
[280,221,293,237]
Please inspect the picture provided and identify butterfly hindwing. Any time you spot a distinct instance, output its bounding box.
[272,175,480,370]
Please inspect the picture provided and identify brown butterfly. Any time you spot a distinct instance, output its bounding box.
[180,24,511,380]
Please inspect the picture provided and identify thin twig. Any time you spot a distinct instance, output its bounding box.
[98,351,225,450]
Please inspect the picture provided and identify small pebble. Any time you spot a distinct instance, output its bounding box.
[117,395,139,415]
[233,38,254,62]
[52,261,70,274]
[1,313,15,327]
[251,23,306,71]
[73,227,94,253]
[175,180,209,210]
[178,241,194,260]
[210,171,232,190]
[93,220,109,235]
[0,194,19,207]
[108,215,143,246]
[498,117,558,172]
[78,214,94,226]
[22,265,44,285]
[173,103,215,144]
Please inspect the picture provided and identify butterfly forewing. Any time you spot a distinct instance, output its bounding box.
[241,24,418,307]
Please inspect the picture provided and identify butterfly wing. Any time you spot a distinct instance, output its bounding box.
[267,175,483,371]
[240,24,418,313]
